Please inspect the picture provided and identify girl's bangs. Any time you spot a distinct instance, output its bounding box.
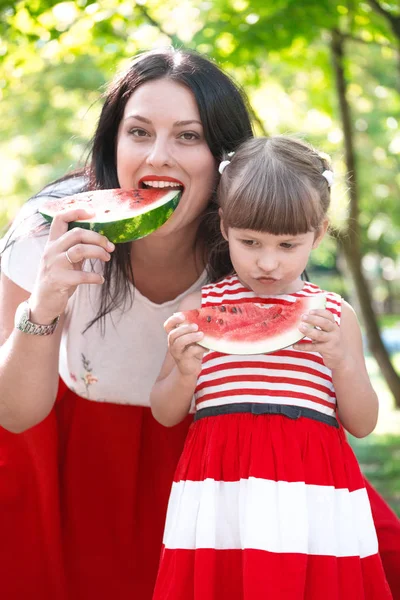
[222,167,323,235]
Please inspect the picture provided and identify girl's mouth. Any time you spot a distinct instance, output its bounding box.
[138,176,184,192]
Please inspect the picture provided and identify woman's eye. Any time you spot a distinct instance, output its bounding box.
[179,132,200,141]
[129,128,149,137]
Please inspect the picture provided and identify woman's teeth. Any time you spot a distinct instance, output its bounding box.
[142,181,182,188]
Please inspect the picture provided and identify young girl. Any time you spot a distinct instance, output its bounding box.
[150,136,393,599]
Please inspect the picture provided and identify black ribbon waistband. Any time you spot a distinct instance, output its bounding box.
[194,402,339,428]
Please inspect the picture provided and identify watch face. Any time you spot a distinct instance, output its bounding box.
[14,301,29,328]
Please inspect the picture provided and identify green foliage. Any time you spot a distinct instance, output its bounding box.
[350,433,400,515]
[0,0,167,230]
[1,0,400,312]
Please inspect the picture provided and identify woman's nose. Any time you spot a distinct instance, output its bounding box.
[146,138,175,168]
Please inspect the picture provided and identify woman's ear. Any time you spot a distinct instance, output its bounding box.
[312,218,329,249]
[219,209,229,241]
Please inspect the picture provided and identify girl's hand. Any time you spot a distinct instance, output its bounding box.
[293,309,348,371]
[164,313,206,377]
[29,207,115,323]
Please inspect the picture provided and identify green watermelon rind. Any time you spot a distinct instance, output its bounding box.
[40,189,181,244]
[197,293,327,355]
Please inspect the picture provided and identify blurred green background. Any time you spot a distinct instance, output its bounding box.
[1,0,399,514]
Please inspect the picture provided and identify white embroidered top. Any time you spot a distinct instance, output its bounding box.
[1,188,207,406]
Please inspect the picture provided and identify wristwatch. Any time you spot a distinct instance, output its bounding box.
[14,301,60,336]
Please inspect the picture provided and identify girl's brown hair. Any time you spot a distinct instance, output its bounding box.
[207,135,332,281]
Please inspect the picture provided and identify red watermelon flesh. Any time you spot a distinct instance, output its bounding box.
[39,187,181,243]
[182,294,326,355]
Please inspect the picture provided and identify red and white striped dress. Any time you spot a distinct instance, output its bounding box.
[153,276,392,600]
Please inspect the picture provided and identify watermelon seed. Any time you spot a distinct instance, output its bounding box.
[219,306,226,312]
[217,319,224,325]
[231,307,238,313]
[271,307,283,319]
[206,316,212,322]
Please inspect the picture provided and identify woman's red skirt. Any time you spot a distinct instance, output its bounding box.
[0,379,191,600]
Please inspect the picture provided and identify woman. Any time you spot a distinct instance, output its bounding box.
[0,47,399,600]
[0,47,252,600]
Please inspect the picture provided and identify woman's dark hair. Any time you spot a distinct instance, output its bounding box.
[207,136,332,280]
[91,47,253,189]
[6,47,254,331]
[88,47,253,329]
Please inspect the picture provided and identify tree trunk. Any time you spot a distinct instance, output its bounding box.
[331,29,400,407]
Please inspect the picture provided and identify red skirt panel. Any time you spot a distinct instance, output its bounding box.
[154,549,389,600]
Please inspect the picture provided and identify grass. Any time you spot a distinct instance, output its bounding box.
[378,314,400,328]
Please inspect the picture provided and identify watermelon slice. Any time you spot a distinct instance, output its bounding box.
[39,188,181,243]
[182,294,326,354]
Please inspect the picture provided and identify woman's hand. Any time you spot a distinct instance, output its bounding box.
[29,207,115,323]
[293,309,348,371]
[164,313,206,377]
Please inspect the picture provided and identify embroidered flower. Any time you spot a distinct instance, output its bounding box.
[81,353,98,398]
[84,373,98,386]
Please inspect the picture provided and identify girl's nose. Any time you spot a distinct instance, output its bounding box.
[146,138,175,168]
[257,253,278,273]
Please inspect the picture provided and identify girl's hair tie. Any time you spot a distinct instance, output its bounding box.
[322,170,334,187]
[219,160,231,174]
[218,151,235,175]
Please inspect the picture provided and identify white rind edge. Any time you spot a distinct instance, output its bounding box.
[41,189,180,223]
[198,293,327,355]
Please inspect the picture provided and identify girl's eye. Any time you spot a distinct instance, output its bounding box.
[129,128,149,137]
[280,243,294,249]
[179,132,200,141]
[241,239,257,247]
